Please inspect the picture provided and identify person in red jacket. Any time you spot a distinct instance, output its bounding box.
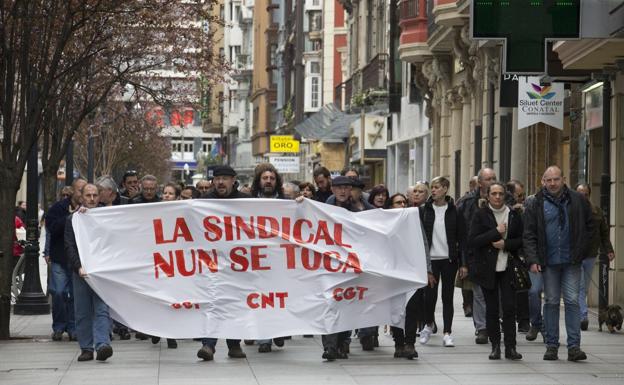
[13,216,25,257]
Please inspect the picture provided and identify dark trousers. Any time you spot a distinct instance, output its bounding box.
[322,331,351,349]
[392,289,425,345]
[424,259,458,334]
[462,289,473,310]
[516,290,529,324]
[482,269,517,348]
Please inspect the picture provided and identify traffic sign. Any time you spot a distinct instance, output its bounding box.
[472,0,580,74]
[270,135,300,153]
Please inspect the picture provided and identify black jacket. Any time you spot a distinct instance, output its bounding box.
[46,198,74,265]
[202,189,251,199]
[314,189,332,204]
[523,187,593,267]
[468,204,523,290]
[64,213,82,274]
[130,194,161,204]
[420,196,465,264]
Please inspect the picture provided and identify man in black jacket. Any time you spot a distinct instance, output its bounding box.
[65,183,113,362]
[46,177,87,341]
[524,166,593,362]
[197,165,249,361]
[313,166,332,203]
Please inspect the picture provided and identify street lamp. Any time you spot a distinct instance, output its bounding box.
[183,163,190,185]
[14,143,49,315]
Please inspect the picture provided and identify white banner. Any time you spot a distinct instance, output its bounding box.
[518,76,564,130]
[72,199,427,339]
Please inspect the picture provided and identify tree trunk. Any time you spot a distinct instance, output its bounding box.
[0,182,19,340]
[42,164,59,213]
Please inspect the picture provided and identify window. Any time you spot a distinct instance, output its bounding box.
[234,5,240,22]
[229,90,238,111]
[313,0,320,5]
[310,61,320,74]
[311,77,319,108]
[230,45,241,67]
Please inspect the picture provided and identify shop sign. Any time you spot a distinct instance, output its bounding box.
[518,76,564,130]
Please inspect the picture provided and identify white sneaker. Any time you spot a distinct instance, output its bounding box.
[419,325,432,345]
[443,334,455,347]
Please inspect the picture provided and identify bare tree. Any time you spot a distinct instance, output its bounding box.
[0,0,227,338]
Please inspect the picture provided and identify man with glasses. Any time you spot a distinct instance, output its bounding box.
[130,175,161,204]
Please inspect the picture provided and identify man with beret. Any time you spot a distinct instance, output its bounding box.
[196,165,249,361]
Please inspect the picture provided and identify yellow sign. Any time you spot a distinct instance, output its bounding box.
[270,135,300,153]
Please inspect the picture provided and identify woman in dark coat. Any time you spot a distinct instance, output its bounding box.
[468,182,523,360]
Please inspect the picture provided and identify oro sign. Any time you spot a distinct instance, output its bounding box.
[270,135,300,153]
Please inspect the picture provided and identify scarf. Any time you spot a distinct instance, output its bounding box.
[543,186,570,229]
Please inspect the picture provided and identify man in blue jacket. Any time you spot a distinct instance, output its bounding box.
[45,177,87,341]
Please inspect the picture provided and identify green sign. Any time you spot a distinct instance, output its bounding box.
[472,0,580,74]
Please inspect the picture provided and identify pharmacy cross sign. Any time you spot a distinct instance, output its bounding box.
[471,0,580,74]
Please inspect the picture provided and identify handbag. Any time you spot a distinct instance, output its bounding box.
[508,255,531,292]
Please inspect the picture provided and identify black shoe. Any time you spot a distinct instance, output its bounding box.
[432,320,438,334]
[135,332,149,340]
[52,331,63,341]
[151,336,160,344]
[360,335,375,351]
[303,335,314,338]
[517,321,530,333]
[273,337,285,347]
[475,329,488,344]
[197,345,214,361]
[96,345,113,361]
[228,345,247,358]
[68,333,78,341]
[167,339,177,349]
[505,346,522,360]
[337,341,349,358]
[393,344,404,358]
[580,319,589,331]
[243,339,255,345]
[543,347,558,361]
[526,326,539,341]
[258,343,271,353]
[464,305,473,318]
[567,347,587,362]
[373,335,379,347]
[77,350,94,362]
[118,330,131,340]
[489,344,501,360]
[322,347,337,361]
[403,344,418,359]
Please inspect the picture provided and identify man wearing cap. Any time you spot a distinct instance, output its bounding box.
[197,165,249,361]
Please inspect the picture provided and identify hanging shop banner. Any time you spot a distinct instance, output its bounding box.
[518,76,564,130]
[72,199,428,339]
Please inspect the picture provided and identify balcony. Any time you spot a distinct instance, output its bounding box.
[361,53,388,91]
[398,0,431,62]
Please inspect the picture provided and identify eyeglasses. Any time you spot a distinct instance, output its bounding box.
[123,170,137,178]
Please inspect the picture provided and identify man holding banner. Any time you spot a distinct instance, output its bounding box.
[65,183,113,362]
[197,165,249,361]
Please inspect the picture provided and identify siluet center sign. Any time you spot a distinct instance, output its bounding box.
[518,76,564,130]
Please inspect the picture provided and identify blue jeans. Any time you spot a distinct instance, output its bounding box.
[543,263,582,349]
[49,262,75,334]
[73,273,111,351]
[528,271,544,330]
[579,257,596,320]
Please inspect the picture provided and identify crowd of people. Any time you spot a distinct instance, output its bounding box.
[37,162,614,363]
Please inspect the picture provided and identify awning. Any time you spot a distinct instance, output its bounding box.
[294,103,360,143]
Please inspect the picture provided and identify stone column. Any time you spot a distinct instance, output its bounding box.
[447,87,463,198]
[459,82,473,191]
[510,107,528,183]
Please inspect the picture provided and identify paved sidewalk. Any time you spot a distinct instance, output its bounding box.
[3,292,624,385]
